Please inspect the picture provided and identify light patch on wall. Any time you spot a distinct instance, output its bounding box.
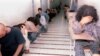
[33,0,41,15]
[0,0,33,26]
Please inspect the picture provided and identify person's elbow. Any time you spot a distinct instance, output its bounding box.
[73,31,82,34]
[18,44,24,48]
[32,29,38,32]
[73,28,83,34]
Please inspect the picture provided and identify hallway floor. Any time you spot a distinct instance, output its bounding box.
[23,12,74,56]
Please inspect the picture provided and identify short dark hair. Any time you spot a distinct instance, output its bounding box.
[69,10,75,12]
[13,23,25,30]
[76,5,98,23]
[27,17,35,24]
[38,8,42,11]
[18,23,25,29]
[34,14,41,26]
[64,5,69,8]
[27,17,34,21]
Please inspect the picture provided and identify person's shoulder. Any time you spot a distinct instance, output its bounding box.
[42,12,45,14]
[11,27,21,33]
[25,21,31,24]
[26,21,34,24]
[26,21,35,27]
[6,27,21,36]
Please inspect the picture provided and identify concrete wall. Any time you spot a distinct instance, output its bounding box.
[41,0,48,11]
[0,0,33,26]
[33,0,50,16]
[50,0,61,8]
[62,0,71,6]
[78,0,100,26]
[33,0,41,16]
[50,0,70,9]
[78,0,97,8]
[0,0,51,26]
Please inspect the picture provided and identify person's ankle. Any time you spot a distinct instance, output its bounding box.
[24,49,30,54]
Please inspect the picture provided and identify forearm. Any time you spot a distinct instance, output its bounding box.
[0,51,2,56]
[34,28,38,32]
[32,27,38,32]
[72,21,84,34]
[0,45,2,56]
[14,44,24,56]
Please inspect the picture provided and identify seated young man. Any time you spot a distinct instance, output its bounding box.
[40,15,48,33]
[25,17,39,43]
[0,23,25,56]
[14,23,30,53]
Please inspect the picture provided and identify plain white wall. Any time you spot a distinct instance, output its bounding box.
[33,0,41,16]
[41,0,48,12]
[47,0,50,9]
[0,0,33,26]
[33,0,50,16]
[78,0,98,9]
[78,0,100,26]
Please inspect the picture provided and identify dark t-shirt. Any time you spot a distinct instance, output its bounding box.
[0,27,25,56]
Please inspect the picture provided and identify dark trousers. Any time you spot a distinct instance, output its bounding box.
[28,32,38,43]
[75,40,99,56]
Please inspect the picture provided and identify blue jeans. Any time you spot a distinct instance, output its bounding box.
[40,25,48,33]
[75,40,99,56]
[28,32,38,42]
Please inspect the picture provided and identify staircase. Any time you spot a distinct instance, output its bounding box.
[23,12,74,56]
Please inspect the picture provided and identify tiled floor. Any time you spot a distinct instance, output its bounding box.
[23,12,74,56]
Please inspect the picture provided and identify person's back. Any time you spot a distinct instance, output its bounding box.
[25,21,38,32]
[0,26,25,56]
[38,8,49,23]
[25,17,39,42]
[41,12,49,23]
[34,14,41,26]
[25,17,38,33]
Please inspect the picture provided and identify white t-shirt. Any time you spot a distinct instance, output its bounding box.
[40,16,47,26]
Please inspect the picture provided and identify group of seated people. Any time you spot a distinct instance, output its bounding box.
[45,8,58,22]
[64,4,70,20]
[45,5,61,23]
[13,17,40,54]
[0,7,60,56]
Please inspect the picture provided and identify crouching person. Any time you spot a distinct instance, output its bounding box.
[0,23,25,56]
[37,8,49,33]
[0,45,2,56]
[40,15,48,33]
[72,5,100,56]
[25,17,39,43]
[14,24,30,53]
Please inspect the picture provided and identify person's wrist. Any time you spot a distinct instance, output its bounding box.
[80,21,84,26]
[79,21,85,28]
[13,54,18,56]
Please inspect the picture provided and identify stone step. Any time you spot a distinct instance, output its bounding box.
[26,48,74,56]
[39,35,70,38]
[47,31,67,33]
[23,53,72,56]
[39,36,70,39]
[30,44,73,50]
[37,37,70,41]
[41,33,69,36]
[34,40,70,45]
